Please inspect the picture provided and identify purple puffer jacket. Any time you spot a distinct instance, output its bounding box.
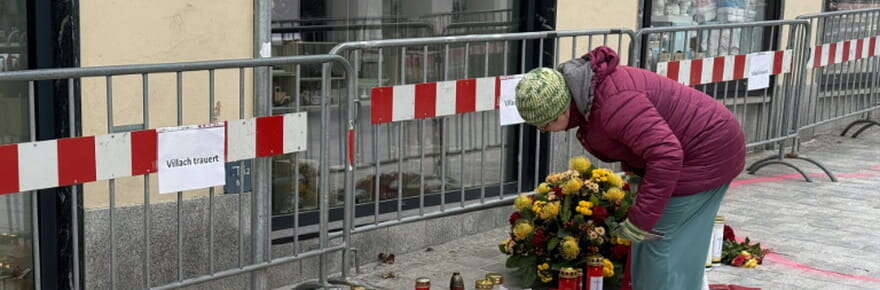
[566,47,746,232]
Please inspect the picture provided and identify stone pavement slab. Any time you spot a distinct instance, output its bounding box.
[343,125,880,289]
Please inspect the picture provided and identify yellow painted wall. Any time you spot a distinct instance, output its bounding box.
[555,0,639,64]
[79,0,254,209]
[784,0,824,19]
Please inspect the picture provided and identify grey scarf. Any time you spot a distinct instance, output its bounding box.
[556,56,594,121]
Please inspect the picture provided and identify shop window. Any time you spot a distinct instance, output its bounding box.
[267,0,521,218]
[826,0,880,11]
[0,0,35,288]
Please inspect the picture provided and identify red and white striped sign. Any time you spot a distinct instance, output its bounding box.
[656,50,793,86]
[0,112,307,195]
[370,76,501,124]
[808,37,880,68]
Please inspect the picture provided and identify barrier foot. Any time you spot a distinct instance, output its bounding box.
[852,121,880,138]
[747,159,814,183]
[746,155,781,173]
[786,155,838,182]
[841,119,880,138]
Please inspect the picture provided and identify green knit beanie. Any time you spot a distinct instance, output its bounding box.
[515,67,571,127]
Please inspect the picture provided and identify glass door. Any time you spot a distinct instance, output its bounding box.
[0,0,35,289]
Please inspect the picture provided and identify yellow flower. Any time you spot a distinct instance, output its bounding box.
[576,200,594,216]
[537,201,560,220]
[535,182,551,194]
[607,172,624,188]
[603,187,626,202]
[570,156,592,173]
[537,263,550,271]
[513,222,533,240]
[612,237,632,246]
[591,169,612,182]
[744,258,759,268]
[532,200,546,214]
[540,274,553,283]
[603,259,615,277]
[740,251,752,259]
[561,237,580,260]
[514,194,532,212]
[562,178,584,195]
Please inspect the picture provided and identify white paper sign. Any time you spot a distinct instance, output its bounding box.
[747,52,772,91]
[158,124,226,194]
[499,74,525,126]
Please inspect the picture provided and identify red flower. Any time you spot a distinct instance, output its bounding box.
[592,206,610,223]
[509,212,522,225]
[622,183,631,192]
[731,255,747,267]
[532,229,548,248]
[723,225,736,241]
[552,187,562,194]
[612,245,629,259]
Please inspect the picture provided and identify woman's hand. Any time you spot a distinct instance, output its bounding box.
[614,219,663,243]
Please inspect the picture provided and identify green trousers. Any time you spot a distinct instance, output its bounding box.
[631,184,729,290]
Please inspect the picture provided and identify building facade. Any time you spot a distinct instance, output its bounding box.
[0,0,863,288]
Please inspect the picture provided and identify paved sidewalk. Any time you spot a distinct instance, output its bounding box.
[347,126,880,289]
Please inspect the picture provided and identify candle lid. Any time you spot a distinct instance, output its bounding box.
[486,273,503,284]
[587,255,604,266]
[415,277,431,287]
[475,279,494,289]
[560,267,580,279]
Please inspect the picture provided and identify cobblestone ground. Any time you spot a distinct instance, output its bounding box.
[343,125,880,290]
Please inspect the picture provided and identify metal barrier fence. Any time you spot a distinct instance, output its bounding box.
[0,55,355,289]
[323,29,635,277]
[634,20,835,182]
[797,8,880,139]
[9,15,880,289]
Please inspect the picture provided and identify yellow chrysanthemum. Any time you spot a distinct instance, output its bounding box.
[561,237,580,260]
[576,200,594,216]
[514,194,532,212]
[513,222,533,240]
[569,156,592,173]
[531,200,546,214]
[603,259,615,277]
[607,172,624,188]
[537,263,550,271]
[562,178,584,195]
[604,187,626,202]
[538,201,560,220]
[535,182,551,194]
[591,168,612,182]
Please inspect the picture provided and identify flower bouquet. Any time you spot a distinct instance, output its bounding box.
[721,225,769,268]
[499,156,636,289]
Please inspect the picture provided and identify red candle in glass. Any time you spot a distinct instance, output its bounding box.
[585,256,604,290]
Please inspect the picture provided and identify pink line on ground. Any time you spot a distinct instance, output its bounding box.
[763,253,880,283]
[729,166,880,282]
[730,167,879,189]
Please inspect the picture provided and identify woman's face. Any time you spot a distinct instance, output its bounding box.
[538,108,570,132]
